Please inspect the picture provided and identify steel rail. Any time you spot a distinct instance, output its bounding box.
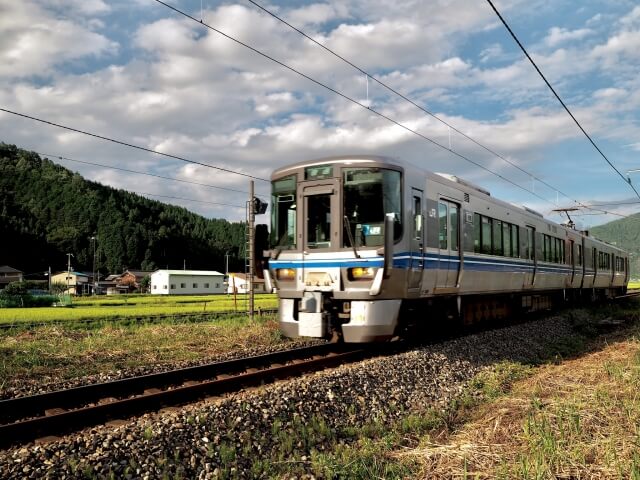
[0,343,378,448]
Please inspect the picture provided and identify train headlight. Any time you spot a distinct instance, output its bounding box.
[348,267,376,280]
[276,268,296,281]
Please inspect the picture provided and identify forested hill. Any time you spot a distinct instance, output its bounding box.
[591,214,640,279]
[0,143,247,276]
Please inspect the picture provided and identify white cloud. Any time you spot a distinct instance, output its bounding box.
[0,1,117,79]
[544,27,592,47]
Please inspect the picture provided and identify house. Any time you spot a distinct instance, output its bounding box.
[0,266,23,290]
[150,270,225,295]
[51,271,92,295]
[116,270,153,293]
[227,272,269,294]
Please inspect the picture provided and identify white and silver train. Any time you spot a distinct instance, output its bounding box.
[263,155,629,342]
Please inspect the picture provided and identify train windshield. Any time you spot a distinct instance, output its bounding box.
[271,175,297,250]
[343,168,402,247]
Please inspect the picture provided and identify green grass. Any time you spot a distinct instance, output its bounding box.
[0,294,278,324]
[0,314,284,390]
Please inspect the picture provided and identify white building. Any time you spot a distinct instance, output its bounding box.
[151,270,225,295]
[227,273,269,294]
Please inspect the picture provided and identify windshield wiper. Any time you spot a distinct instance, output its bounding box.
[343,215,360,258]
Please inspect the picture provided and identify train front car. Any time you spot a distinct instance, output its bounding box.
[266,156,406,342]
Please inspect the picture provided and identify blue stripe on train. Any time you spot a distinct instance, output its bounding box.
[269,252,582,275]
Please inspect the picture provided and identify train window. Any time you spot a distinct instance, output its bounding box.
[271,175,297,250]
[307,194,332,249]
[451,205,459,252]
[438,203,448,249]
[511,225,519,258]
[481,216,492,254]
[525,226,534,260]
[474,213,481,253]
[492,220,503,256]
[577,245,583,266]
[343,168,402,247]
[413,196,422,240]
[501,222,510,257]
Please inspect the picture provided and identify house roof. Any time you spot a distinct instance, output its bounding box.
[0,266,22,274]
[123,270,153,278]
[153,269,224,276]
[53,271,90,277]
[228,273,265,283]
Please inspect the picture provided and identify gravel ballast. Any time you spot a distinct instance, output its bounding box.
[0,314,587,478]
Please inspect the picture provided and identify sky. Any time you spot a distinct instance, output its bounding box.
[1,0,640,227]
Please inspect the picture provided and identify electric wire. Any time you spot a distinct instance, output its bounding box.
[245,0,563,197]
[154,0,629,221]
[245,0,631,221]
[36,151,253,195]
[0,108,268,182]
[152,0,559,209]
[485,0,640,201]
[138,191,244,208]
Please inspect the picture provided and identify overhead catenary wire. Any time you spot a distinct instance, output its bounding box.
[485,0,640,201]
[152,0,559,209]
[138,191,244,208]
[244,0,630,221]
[36,151,257,195]
[0,108,268,182]
[153,0,629,221]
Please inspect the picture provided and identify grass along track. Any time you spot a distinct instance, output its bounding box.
[0,294,278,324]
[0,314,284,398]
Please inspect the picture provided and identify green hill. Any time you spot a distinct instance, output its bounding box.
[590,214,640,279]
[0,143,248,276]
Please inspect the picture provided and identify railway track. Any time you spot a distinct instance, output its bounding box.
[0,342,397,449]
[0,308,278,330]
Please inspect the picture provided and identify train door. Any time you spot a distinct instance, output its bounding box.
[408,189,424,291]
[301,180,340,288]
[524,226,536,287]
[591,248,598,287]
[569,239,575,284]
[436,199,460,289]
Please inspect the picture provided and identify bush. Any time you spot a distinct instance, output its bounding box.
[0,281,56,308]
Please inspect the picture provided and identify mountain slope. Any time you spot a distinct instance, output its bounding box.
[590,214,640,279]
[0,143,247,275]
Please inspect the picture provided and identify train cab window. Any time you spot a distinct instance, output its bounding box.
[343,168,402,247]
[271,175,297,250]
[307,194,332,249]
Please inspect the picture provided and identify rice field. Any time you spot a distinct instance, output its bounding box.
[0,294,278,324]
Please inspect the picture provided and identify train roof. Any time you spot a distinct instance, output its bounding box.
[270,155,626,254]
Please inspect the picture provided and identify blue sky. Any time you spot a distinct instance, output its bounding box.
[1,0,640,227]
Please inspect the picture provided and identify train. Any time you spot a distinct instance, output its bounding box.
[261,155,629,342]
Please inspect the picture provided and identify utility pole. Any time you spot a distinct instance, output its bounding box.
[66,253,74,303]
[248,180,255,321]
[48,266,51,293]
[91,236,97,295]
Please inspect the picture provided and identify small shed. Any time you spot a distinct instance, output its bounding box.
[151,270,225,295]
[227,273,268,294]
[0,266,23,290]
[51,271,91,295]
